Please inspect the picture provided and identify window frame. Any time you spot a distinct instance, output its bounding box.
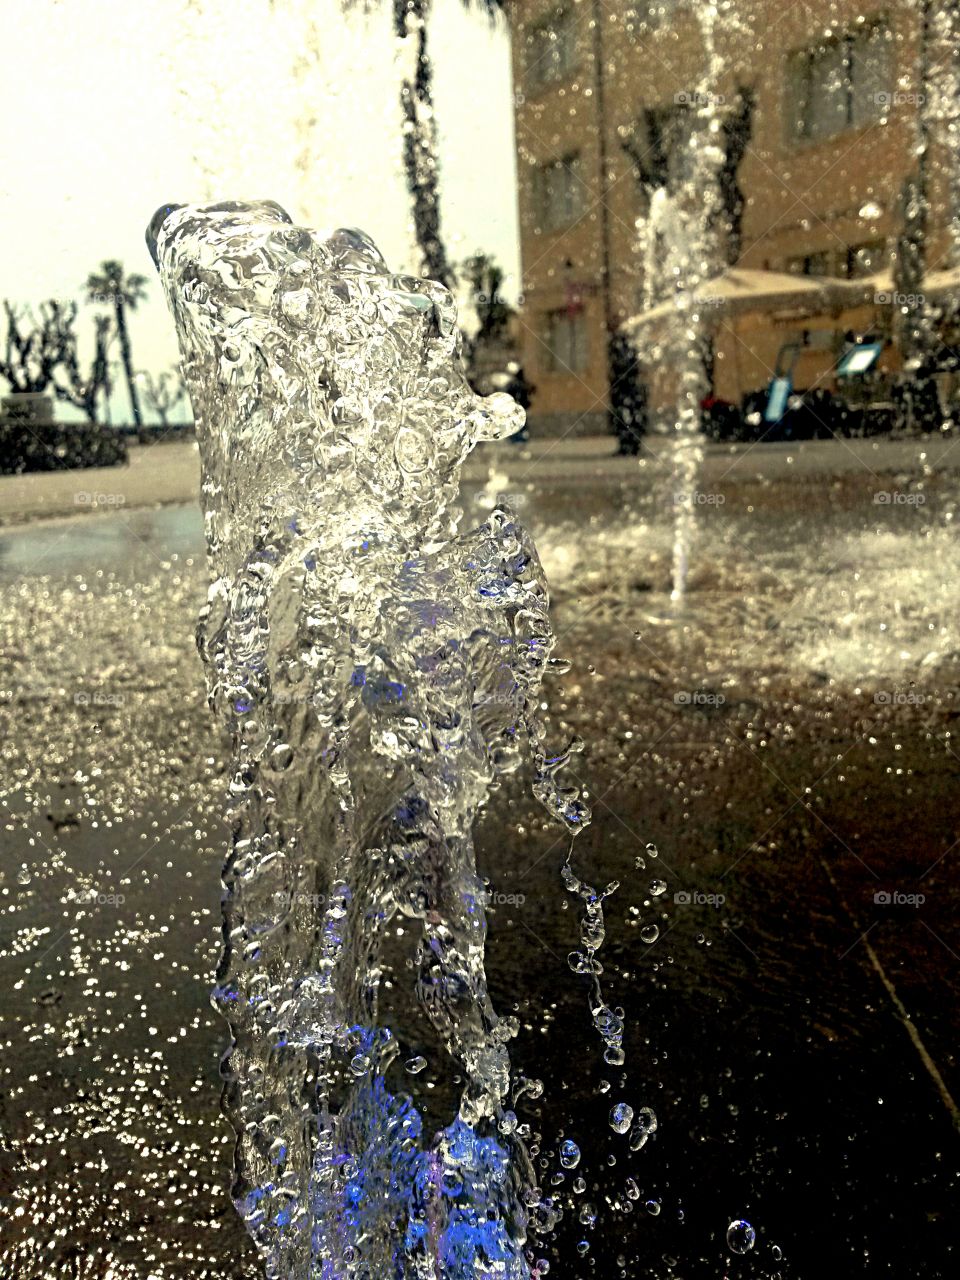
[786,19,891,146]
[525,6,580,94]
[541,307,589,375]
[531,152,585,233]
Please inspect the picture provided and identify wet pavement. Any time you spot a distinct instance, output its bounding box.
[1,447,959,1277]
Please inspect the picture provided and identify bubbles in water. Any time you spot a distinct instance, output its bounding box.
[727,1219,757,1254]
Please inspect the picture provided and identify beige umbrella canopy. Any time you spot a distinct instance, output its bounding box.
[624,268,877,333]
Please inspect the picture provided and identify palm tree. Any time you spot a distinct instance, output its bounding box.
[85,261,149,428]
[349,0,504,287]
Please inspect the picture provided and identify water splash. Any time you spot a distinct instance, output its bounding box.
[148,200,603,1277]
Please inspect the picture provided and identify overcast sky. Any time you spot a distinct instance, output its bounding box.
[0,0,520,419]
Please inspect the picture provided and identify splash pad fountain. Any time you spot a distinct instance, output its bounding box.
[147,199,626,1277]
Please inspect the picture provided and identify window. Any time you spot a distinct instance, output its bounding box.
[846,241,887,278]
[533,154,584,231]
[788,22,891,142]
[542,308,588,373]
[527,8,578,92]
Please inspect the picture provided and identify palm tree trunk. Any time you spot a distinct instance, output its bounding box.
[393,0,453,286]
[114,300,142,428]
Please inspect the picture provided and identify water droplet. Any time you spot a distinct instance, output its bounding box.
[499,1110,518,1134]
[404,1055,427,1074]
[349,1054,371,1076]
[640,923,660,944]
[727,1219,756,1254]
[559,1139,580,1169]
[16,867,31,886]
[645,1198,661,1216]
[610,1102,634,1134]
[578,1201,597,1226]
[649,878,667,896]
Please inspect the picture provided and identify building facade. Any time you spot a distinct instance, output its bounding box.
[507,0,959,434]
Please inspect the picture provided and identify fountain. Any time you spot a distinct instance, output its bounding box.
[639,3,731,602]
[147,199,622,1277]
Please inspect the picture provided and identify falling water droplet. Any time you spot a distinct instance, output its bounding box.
[727,1219,756,1254]
[559,1139,580,1169]
[404,1055,427,1074]
[640,923,660,944]
[609,1102,634,1134]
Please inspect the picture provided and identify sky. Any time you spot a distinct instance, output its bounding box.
[0,0,520,420]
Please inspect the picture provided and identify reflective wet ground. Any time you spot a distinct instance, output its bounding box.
[1,447,958,1277]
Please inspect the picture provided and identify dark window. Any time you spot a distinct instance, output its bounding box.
[532,154,584,231]
[787,22,891,142]
[527,8,578,92]
[542,308,589,373]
